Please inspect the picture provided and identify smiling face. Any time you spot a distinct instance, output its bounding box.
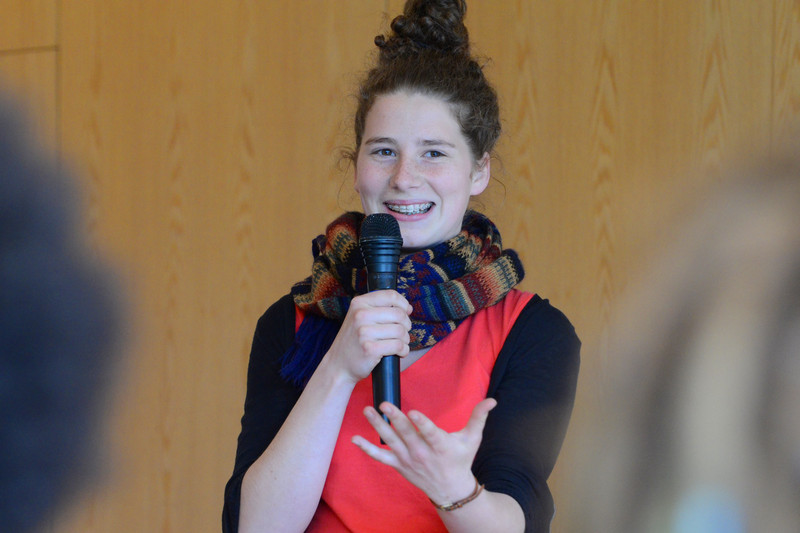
[354,91,490,251]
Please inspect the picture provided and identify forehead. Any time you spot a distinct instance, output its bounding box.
[364,91,463,139]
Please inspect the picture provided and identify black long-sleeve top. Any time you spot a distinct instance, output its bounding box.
[223,293,580,532]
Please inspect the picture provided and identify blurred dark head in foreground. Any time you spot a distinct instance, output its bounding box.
[0,96,122,531]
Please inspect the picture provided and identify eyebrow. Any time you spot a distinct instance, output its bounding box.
[363,137,456,148]
[421,139,456,148]
[364,137,396,146]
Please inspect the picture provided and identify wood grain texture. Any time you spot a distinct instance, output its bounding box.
[56,1,391,531]
[466,2,781,531]
[774,0,800,134]
[0,0,56,51]
[0,50,57,147]
[0,1,797,532]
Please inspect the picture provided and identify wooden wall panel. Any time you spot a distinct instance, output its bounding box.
[774,0,800,134]
[56,1,389,531]
[0,0,57,146]
[466,3,777,531]
[0,51,57,146]
[0,0,792,531]
[0,0,56,50]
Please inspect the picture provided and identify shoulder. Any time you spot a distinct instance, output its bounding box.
[490,290,579,345]
[513,293,579,346]
[254,293,296,337]
[512,293,581,367]
[487,292,581,393]
[249,294,298,371]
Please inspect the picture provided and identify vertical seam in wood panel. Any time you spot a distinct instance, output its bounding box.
[55,0,62,153]
[770,0,776,147]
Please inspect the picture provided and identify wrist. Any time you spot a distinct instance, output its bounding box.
[312,355,359,391]
[429,475,484,512]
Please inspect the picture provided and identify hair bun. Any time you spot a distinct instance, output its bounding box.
[376,0,469,57]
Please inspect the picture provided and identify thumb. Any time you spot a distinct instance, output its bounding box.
[464,398,497,438]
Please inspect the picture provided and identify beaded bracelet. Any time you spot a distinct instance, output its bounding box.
[429,477,485,511]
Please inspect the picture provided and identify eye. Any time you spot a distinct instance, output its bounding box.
[425,150,445,158]
[372,148,395,157]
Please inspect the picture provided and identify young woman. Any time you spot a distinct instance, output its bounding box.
[223,2,580,531]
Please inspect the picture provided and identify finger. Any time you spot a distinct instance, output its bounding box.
[358,289,412,313]
[379,403,436,465]
[380,402,423,441]
[463,398,497,438]
[375,402,431,457]
[360,322,410,343]
[362,337,410,359]
[407,409,447,450]
[353,306,411,330]
[363,406,409,454]
[351,435,399,467]
[357,321,410,358]
[371,289,412,314]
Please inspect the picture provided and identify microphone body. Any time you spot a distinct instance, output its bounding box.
[359,214,403,422]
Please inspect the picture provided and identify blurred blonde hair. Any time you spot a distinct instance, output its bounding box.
[570,136,800,532]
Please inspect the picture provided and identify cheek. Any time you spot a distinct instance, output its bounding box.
[444,172,477,201]
[353,153,368,193]
[353,167,367,194]
[353,172,378,209]
[354,163,383,194]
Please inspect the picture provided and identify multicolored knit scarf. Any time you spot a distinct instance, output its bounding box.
[281,210,524,386]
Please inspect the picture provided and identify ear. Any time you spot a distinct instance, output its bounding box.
[469,153,491,196]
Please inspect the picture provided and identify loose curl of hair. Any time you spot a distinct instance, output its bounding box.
[347,0,501,164]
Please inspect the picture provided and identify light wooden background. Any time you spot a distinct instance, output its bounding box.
[2,1,799,532]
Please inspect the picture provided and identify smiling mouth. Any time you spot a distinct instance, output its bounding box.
[386,202,433,215]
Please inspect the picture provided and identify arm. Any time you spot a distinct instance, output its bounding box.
[237,353,356,531]
[475,295,581,532]
[222,295,298,533]
[223,291,413,532]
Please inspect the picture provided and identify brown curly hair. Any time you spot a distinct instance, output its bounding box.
[348,0,501,163]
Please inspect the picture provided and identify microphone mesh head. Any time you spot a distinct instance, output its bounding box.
[360,213,401,240]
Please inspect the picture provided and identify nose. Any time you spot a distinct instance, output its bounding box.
[390,155,420,190]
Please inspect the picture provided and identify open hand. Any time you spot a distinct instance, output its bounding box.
[351,398,497,505]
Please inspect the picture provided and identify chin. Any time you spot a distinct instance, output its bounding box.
[399,236,440,251]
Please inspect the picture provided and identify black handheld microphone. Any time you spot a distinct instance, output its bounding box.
[359,213,403,423]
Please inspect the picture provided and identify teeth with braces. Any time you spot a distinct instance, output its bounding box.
[386,203,432,215]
